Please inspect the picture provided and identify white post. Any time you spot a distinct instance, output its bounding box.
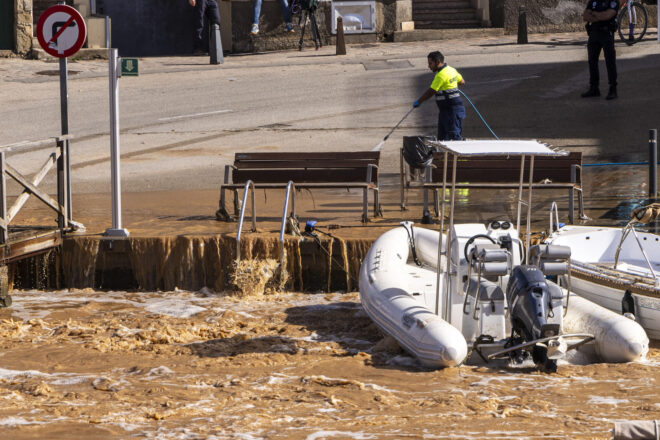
[104,48,129,238]
[657,4,659,42]
[105,16,110,49]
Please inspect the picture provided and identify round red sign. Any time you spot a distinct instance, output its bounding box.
[36,5,87,58]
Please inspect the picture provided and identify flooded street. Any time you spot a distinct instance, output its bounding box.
[0,288,657,439]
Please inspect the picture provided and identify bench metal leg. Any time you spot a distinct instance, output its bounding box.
[400,148,407,211]
[362,186,369,223]
[422,166,431,220]
[233,189,240,218]
[216,165,235,221]
[577,188,589,220]
[568,187,574,224]
[216,187,234,221]
[373,188,382,217]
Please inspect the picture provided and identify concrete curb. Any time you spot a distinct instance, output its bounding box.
[393,28,506,42]
[31,47,110,61]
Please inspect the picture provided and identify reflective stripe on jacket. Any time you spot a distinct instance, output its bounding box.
[430,64,463,104]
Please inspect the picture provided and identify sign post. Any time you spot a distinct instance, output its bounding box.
[36,5,87,226]
[105,48,130,238]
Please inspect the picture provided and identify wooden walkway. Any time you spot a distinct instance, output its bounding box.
[0,135,83,306]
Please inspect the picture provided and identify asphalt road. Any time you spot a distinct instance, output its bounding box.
[1,31,659,195]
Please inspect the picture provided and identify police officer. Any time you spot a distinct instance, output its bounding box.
[582,0,619,100]
[414,51,466,141]
[189,0,221,55]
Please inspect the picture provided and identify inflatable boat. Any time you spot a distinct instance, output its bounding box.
[545,203,660,340]
[359,140,649,369]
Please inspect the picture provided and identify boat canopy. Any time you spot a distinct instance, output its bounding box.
[427,140,567,157]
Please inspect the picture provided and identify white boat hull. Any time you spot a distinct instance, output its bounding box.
[360,224,649,368]
[359,226,467,368]
[547,225,660,340]
[563,294,649,362]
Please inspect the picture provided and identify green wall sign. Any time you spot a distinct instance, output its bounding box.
[121,58,139,76]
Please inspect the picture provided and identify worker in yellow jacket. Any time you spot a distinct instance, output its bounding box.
[414,51,466,141]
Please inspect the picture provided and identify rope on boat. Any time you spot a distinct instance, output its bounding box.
[630,203,660,224]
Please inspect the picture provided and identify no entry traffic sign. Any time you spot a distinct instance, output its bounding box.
[36,5,87,58]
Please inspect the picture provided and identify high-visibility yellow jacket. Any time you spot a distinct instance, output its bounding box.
[430,64,463,106]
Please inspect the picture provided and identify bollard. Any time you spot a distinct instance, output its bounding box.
[336,16,346,55]
[210,24,224,65]
[650,129,658,200]
[517,6,528,44]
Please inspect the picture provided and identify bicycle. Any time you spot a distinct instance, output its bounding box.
[289,0,302,17]
[617,0,648,45]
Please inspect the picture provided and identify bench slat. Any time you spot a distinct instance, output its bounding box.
[430,152,581,184]
[233,168,377,184]
[423,182,579,189]
[235,152,380,161]
[223,182,377,189]
[234,160,378,169]
[432,168,574,183]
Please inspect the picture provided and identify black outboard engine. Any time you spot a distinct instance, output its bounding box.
[506,265,559,371]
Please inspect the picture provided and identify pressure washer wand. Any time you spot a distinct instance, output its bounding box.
[373,107,416,151]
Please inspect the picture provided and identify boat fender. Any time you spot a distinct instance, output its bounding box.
[621,289,635,317]
[612,420,660,440]
[623,312,636,321]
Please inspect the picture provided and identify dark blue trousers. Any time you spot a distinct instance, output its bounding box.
[194,0,221,51]
[437,103,466,141]
[587,29,617,88]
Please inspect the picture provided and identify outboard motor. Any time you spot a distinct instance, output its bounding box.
[506,265,559,371]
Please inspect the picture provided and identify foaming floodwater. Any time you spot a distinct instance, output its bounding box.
[0,288,657,440]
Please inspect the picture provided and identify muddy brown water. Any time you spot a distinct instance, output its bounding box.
[1,166,659,438]
[0,289,658,439]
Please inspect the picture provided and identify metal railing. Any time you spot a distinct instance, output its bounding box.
[614,223,659,286]
[278,181,297,278]
[235,180,257,263]
[0,135,81,244]
[549,201,560,234]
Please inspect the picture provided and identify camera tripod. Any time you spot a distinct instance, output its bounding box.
[298,7,322,51]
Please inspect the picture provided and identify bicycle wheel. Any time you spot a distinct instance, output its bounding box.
[617,2,648,45]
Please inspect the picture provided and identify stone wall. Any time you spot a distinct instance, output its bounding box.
[494,0,657,33]
[502,0,585,32]
[22,0,659,56]
[33,0,73,24]
[15,0,33,55]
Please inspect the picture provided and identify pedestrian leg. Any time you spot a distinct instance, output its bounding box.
[603,33,617,87]
[587,37,602,89]
[298,10,307,50]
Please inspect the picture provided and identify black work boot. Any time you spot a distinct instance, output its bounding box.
[606,86,617,100]
[581,87,600,98]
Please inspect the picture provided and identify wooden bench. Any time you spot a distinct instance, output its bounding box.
[216,152,381,222]
[403,150,585,224]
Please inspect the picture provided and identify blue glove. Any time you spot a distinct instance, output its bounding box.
[413,100,420,108]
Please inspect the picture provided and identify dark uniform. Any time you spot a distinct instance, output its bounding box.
[430,64,466,141]
[193,0,221,53]
[583,0,619,99]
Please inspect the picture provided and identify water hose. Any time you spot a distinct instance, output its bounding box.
[458,89,499,140]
